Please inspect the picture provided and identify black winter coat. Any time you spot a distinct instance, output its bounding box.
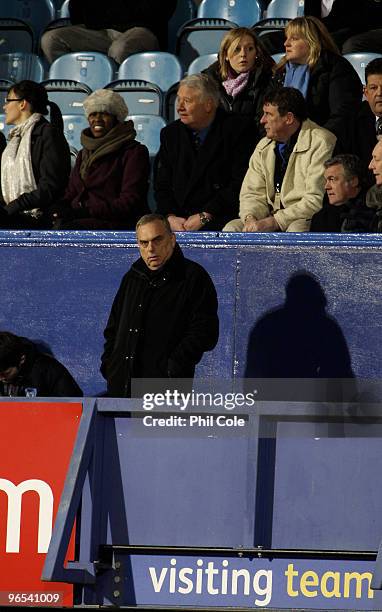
[310,190,375,232]
[0,117,71,216]
[154,109,256,230]
[272,51,363,151]
[101,245,219,397]
[203,61,274,133]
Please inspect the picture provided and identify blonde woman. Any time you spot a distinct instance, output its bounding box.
[204,27,274,130]
[271,16,362,150]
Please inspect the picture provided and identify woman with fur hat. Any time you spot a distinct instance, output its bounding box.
[51,89,150,229]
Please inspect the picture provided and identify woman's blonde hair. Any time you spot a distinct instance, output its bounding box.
[275,16,339,72]
[218,27,273,80]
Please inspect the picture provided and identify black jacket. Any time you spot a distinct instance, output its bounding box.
[272,51,363,151]
[154,109,256,230]
[203,60,274,133]
[69,0,177,49]
[101,245,219,397]
[310,189,375,232]
[353,101,379,185]
[0,340,82,397]
[1,117,71,216]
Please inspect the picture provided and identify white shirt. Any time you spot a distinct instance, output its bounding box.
[321,0,335,17]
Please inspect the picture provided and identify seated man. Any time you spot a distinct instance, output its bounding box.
[365,140,382,231]
[154,74,256,231]
[224,87,337,233]
[0,332,82,397]
[41,0,177,65]
[310,154,375,232]
[354,58,382,184]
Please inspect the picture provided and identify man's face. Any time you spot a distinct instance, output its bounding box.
[137,220,176,270]
[324,163,357,206]
[369,142,382,185]
[260,103,291,141]
[364,74,382,116]
[176,85,214,130]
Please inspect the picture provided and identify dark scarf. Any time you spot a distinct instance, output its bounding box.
[80,120,136,179]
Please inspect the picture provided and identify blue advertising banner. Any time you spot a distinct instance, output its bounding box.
[101,554,382,609]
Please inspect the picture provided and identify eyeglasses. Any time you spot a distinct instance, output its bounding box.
[4,98,23,104]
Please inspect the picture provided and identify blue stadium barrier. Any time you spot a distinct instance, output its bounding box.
[1,231,382,397]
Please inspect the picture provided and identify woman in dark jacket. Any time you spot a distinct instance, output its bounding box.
[0,80,70,228]
[271,16,363,151]
[204,27,274,135]
[51,89,150,230]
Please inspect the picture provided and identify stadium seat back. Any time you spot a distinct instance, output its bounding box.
[0,19,34,54]
[49,52,116,91]
[168,0,196,53]
[62,113,89,150]
[42,79,92,115]
[176,17,237,69]
[187,53,218,74]
[0,0,55,40]
[129,114,166,157]
[105,79,163,116]
[266,0,304,19]
[118,52,183,94]
[198,0,261,27]
[343,52,382,84]
[0,52,44,82]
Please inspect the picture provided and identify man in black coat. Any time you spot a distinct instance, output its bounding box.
[310,154,375,232]
[0,332,82,397]
[354,58,382,185]
[41,0,177,64]
[100,214,219,397]
[154,74,256,231]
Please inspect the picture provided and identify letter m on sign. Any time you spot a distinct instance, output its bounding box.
[0,478,53,553]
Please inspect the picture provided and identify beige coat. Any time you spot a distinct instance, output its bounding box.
[233,119,336,232]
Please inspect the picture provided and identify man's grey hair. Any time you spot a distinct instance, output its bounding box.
[136,213,173,234]
[324,154,366,184]
[178,73,220,106]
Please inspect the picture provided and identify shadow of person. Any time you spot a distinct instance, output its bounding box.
[244,271,355,402]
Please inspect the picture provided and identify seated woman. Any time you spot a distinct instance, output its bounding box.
[0,80,70,228]
[52,89,150,230]
[203,27,274,132]
[271,16,363,151]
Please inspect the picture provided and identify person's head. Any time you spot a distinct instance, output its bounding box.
[218,27,273,79]
[279,16,339,69]
[0,332,28,382]
[369,140,382,185]
[136,214,176,271]
[260,87,307,141]
[83,89,129,138]
[176,74,219,130]
[3,80,50,125]
[323,155,364,205]
[364,58,382,117]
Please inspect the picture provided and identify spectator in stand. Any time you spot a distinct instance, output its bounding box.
[223,87,336,233]
[50,89,150,230]
[41,0,177,65]
[203,27,274,134]
[154,74,256,232]
[365,140,382,231]
[270,16,362,152]
[0,80,70,229]
[261,1,382,55]
[0,332,82,397]
[353,59,382,184]
[310,155,375,232]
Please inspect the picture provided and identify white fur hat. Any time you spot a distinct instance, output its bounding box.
[83,89,129,122]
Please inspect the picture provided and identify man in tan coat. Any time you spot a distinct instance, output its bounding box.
[223,87,337,232]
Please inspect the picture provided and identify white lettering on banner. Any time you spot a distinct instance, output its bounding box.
[0,478,53,553]
[148,558,272,606]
